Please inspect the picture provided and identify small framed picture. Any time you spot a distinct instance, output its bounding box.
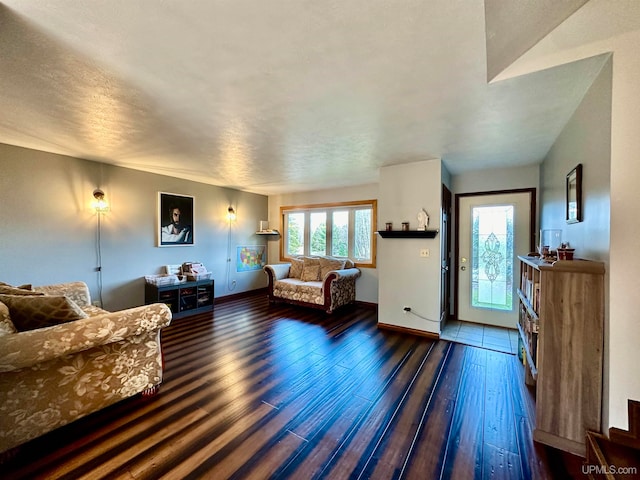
[566,164,582,224]
[158,192,194,246]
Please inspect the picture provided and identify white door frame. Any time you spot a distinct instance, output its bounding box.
[453,188,536,326]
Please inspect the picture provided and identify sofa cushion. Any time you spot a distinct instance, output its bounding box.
[0,301,17,337]
[273,278,324,305]
[0,294,88,332]
[319,257,346,279]
[301,258,321,281]
[289,257,304,279]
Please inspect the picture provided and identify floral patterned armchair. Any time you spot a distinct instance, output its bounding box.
[0,281,172,456]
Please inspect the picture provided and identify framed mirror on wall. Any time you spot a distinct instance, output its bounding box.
[566,164,583,224]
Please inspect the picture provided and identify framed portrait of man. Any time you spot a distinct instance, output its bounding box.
[158,192,194,246]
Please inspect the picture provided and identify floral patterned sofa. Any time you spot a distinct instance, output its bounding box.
[264,256,361,313]
[0,281,172,456]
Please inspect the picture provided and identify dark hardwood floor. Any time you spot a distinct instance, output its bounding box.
[3,292,578,479]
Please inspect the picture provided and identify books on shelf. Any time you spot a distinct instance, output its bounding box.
[522,272,541,314]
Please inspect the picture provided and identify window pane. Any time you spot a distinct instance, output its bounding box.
[471,205,514,311]
[331,210,349,257]
[354,208,372,260]
[310,212,327,256]
[281,200,376,267]
[286,213,305,256]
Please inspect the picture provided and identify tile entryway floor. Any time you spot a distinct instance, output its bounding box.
[440,320,519,354]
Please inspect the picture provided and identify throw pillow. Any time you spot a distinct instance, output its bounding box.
[0,294,88,332]
[0,281,33,289]
[319,257,346,279]
[301,257,321,282]
[301,265,321,282]
[289,257,304,279]
[0,284,45,296]
[0,301,17,337]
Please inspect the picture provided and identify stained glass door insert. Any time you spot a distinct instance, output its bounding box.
[471,205,514,311]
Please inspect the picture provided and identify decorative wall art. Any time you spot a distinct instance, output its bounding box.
[237,246,266,272]
[158,192,194,246]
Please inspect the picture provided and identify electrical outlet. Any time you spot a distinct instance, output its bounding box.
[232,280,237,286]
[420,248,430,258]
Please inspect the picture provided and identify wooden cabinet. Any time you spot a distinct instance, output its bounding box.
[517,255,605,457]
[145,279,214,319]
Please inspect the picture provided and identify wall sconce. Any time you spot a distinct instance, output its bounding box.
[227,206,236,221]
[92,188,109,213]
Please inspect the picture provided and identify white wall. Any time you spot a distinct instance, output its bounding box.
[452,164,540,194]
[378,160,442,333]
[494,0,640,431]
[267,183,379,304]
[607,33,640,431]
[0,144,269,310]
[540,58,611,260]
[540,57,612,432]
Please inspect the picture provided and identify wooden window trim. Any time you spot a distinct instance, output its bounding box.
[279,199,377,268]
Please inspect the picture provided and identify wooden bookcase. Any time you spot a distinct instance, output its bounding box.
[517,255,605,457]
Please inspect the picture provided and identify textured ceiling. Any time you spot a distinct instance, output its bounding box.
[0,0,611,195]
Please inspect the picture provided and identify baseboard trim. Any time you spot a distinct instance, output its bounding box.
[377,322,440,340]
[355,300,378,310]
[216,288,268,304]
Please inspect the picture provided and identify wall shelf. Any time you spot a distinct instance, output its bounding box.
[376,230,438,239]
[255,230,280,236]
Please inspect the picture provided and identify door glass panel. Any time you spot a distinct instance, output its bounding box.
[471,205,514,311]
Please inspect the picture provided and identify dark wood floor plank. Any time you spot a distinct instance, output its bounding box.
[221,340,430,473]
[241,431,307,480]
[441,347,487,480]
[508,354,556,480]
[274,394,374,479]
[316,342,437,479]
[166,321,382,478]
[282,340,445,479]
[74,407,212,480]
[400,342,467,479]
[2,293,568,480]
[149,402,279,479]
[364,341,452,479]
[484,350,520,455]
[483,443,524,479]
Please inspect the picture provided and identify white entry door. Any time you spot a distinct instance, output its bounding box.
[457,192,531,329]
